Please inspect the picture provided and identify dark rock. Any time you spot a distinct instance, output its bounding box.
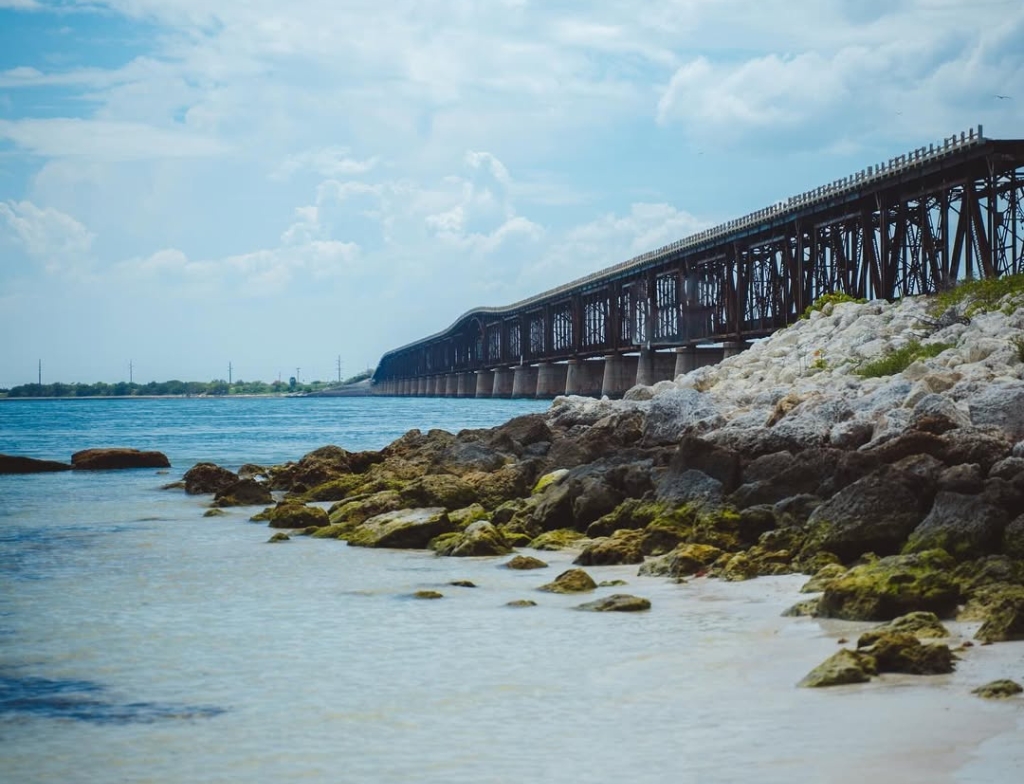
[904,492,1009,560]
[203,508,227,517]
[267,532,291,543]
[974,585,1024,643]
[817,550,960,621]
[936,463,984,494]
[968,382,1024,441]
[637,543,723,578]
[400,474,477,510]
[268,445,381,492]
[71,448,170,471]
[990,457,1024,481]
[506,599,537,607]
[773,495,821,527]
[655,469,724,507]
[856,612,949,647]
[667,436,742,492]
[575,593,651,612]
[1004,514,1024,559]
[449,580,476,587]
[537,568,597,593]
[0,453,72,474]
[736,505,778,545]
[183,462,238,494]
[942,429,1012,472]
[571,476,624,529]
[860,632,955,675]
[413,590,443,599]
[213,478,274,507]
[803,467,932,561]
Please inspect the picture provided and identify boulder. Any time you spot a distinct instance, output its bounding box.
[858,632,955,675]
[347,507,455,549]
[414,590,443,599]
[638,543,724,578]
[504,555,548,570]
[0,453,72,473]
[972,680,1023,699]
[328,490,404,526]
[856,612,949,647]
[537,568,597,594]
[968,381,1024,440]
[816,550,960,621]
[575,594,651,612]
[268,444,381,492]
[399,474,477,510]
[798,649,876,688]
[904,492,1009,560]
[528,529,588,551]
[573,530,645,566]
[1004,514,1024,559]
[71,448,170,471]
[506,599,538,607]
[642,388,725,445]
[183,462,238,494]
[213,478,274,507]
[267,532,290,543]
[654,468,724,508]
[432,521,512,557]
[266,502,330,529]
[800,563,847,593]
[973,585,1024,643]
[803,467,931,561]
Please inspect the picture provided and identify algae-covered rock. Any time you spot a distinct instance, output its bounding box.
[859,632,955,675]
[800,562,847,593]
[856,612,949,648]
[449,580,476,588]
[528,528,588,551]
[328,490,404,526]
[640,506,699,555]
[904,492,1009,560]
[432,521,512,557]
[722,552,758,582]
[203,508,227,518]
[506,599,538,607]
[637,543,723,578]
[267,502,330,529]
[816,550,960,621]
[72,448,170,471]
[532,469,569,495]
[798,648,876,688]
[505,555,549,570]
[448,503,489,528]
[782,598,820,617]
[573,529,645,566]
[585,498,660,538]
[347,507,455,549]
[575,594,651,612]
[414,590,443,599]
[972,679,1023,699]
[973,585,1024,643]
[538,568,597,594]
[400,473,477,510]
[267,532,291,543]
[213,478,274,507]
[302,473,376,502]
[183,462,238,494]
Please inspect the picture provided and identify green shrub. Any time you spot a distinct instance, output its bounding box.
[856,340,954,378]
[1011,334,1024,363]
[929,273,1024,318]
[801,291,867,319]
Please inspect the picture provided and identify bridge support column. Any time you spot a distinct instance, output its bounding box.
[565,359,603,397]
[722,341,747,359]
[475,370,495,398]
[636,348,676,387]
[511,365,538,398]
[601,354,638,398]
[445,374,459,397]
[535,363,568,398]
[492,367,514,398]
[417,377,427,396]
[674,347,698,377]
[457,372,476,397]
[429,376,442,396]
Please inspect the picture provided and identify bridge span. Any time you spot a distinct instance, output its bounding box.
[374,126,1024,399]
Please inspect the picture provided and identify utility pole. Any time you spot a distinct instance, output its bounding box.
[129,361,133,384]
[229,362,233,385]
[295,367,300,384]
[38,359,41,388]
[337,355,342,384]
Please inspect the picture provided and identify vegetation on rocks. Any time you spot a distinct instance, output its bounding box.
[929,271,1024,318]
[856,340,954,378]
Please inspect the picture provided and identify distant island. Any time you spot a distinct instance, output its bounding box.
[0,370,374,399]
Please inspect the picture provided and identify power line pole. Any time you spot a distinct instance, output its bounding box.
[337,355,342,384]
[38,359,41,388]
[229,362,233,385]
[129,361,133,384]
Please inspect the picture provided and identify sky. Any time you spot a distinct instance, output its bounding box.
[1,0,1022,387]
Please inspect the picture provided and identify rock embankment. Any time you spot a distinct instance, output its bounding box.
[175,278,1024,687]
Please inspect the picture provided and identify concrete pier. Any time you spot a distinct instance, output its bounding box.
[492,367,514,398]
[636,348,676,387]
[475,369,495,398]
[722,341,747,359]
[535,362,568,398]
[445,374,459,397]
[565,359,604,397]
[511,365,538,398]
[416,377,427,396]
[457,372,475,397]
[601,354,639,398]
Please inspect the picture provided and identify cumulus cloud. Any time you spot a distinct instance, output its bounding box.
[273,147,381,181]
[0,200,95,273]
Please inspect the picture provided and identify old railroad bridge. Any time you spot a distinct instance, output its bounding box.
[373,126,1024,399]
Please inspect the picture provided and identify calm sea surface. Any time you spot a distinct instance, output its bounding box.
[1,397,1022,784]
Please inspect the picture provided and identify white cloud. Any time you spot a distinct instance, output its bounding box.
[0,200,95,273]
[0,118,229,161]
[273,147,380,181]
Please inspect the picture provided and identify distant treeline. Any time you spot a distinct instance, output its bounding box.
[1,370,373,398]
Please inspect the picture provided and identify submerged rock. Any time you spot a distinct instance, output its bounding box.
[972,679,1023,699]
[267,532,291,543]
[183,462,238,494]
[71,448,170,471]
[0,453,72,474]
[266,502,330,529]
[213,478,274,507]
[575,594,651,612]
[504,554,549,570]
[537,568,597,594]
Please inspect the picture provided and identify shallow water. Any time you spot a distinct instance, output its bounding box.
[1,398,1022,783]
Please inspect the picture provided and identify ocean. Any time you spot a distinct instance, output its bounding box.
[1,397,1022,784]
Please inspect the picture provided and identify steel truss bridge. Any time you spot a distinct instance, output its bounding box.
[374,126,1024,398]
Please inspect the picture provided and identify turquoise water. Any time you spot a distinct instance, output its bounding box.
[1,398,1022,783]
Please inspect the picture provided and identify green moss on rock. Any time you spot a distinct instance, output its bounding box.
[798,648,876,688]
[528,528,589,551]
[537,568,597,594]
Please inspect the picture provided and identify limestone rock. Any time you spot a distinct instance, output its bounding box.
[573,529,645,566]
[858,632,955,675]
[856,612,949,647]
[638,543,724,578]
[266,502,330,529]
[798,649,876,688]
[904,492,1009,560]
[504,554,549,570]
[968,382,1024,440]
[213,478,274,507]
[432,520,512,557]
[972,679,1023,699]
[347,507,455,549]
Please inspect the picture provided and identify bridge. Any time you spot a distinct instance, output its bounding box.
[374,125,1024,399]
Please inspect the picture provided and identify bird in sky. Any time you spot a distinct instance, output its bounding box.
[995,94,1012,100]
